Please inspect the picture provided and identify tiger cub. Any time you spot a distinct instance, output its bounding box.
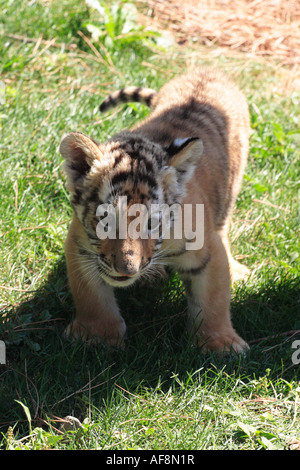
[59,67,250,353]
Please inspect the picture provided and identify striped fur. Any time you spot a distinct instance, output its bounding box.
[99,86,157,112]
[60,67,250,353]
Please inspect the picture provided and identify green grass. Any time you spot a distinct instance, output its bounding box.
[0,0,299,450]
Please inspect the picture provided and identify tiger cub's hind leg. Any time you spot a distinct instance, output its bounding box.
[218,223,250,283]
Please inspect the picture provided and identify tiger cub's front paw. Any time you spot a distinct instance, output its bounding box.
[194,329,249,355]
[64,317,126,348]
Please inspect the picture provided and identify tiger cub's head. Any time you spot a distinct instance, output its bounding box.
[60,131,203,287]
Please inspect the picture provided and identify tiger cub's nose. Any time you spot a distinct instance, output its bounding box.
[115,249,140,276]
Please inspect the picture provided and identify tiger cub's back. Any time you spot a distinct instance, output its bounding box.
[135,68,250,230]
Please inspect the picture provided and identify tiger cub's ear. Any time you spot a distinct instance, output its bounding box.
[166,137,203,169]
[164,137,203,188]
[59,132,103,191]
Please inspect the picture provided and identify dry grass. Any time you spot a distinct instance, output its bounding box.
[139,0,300,65]
[137,0,300,94]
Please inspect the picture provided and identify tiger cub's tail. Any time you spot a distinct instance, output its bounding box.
[99,86,157,112]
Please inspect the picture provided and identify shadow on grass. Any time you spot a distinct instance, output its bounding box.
[1,256,299,435]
